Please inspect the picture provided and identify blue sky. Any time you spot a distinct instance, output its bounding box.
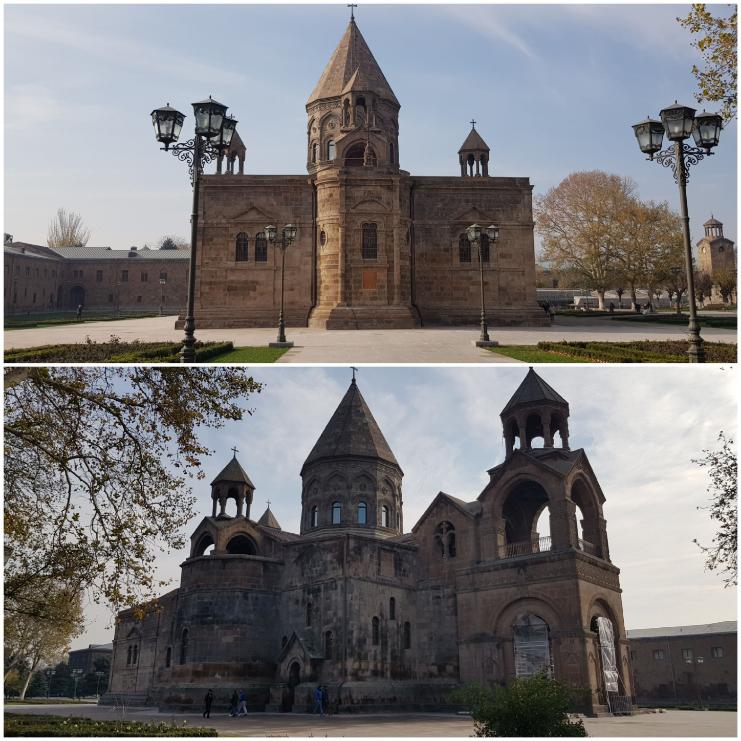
[72,365,737,649]
[4,3,737,252]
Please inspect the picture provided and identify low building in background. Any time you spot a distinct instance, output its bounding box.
[68,643,113,675]
[628,621,736,708]
[4,242,189,315]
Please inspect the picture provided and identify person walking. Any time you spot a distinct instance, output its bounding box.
[312,685,324,716]
[228,689,238,717]
[76,304,83,320]
[236,689,248,716]
[202,689,214,719]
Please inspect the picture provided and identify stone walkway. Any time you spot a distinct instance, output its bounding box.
[4,703,737,737]
[4,315,736,364]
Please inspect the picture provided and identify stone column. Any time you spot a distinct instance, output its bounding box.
[561,420,570,449]
[237,494,244,517]
[460,157,466,177]
[211,497,218,518]
[218,496,227,517]
[543,411,554,448]
[550,497,577,550]
[475,157,481,177]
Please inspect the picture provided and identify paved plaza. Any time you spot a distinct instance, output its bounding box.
[4,703,737,737]
[4,314,736,363]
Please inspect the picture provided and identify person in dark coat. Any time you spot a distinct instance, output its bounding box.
[203,689,214,718]
[229,689,239,717]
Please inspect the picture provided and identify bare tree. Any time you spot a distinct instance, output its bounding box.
[47,208,91,249]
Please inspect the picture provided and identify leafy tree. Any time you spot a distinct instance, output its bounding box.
[158,235,188,250]
[4,368,262,619]
[693,432,737,586]
[536,171,634,310]
[4,585,82,699]
[694,269,714,304]
[678,4,737,121]
[47,208,91,249]
[453,676,587,737]
[713,267,737,303]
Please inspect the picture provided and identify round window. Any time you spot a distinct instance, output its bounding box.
[320,230,327,247]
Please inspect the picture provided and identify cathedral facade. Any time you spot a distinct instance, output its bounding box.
[106,369,632,715]
[186,17,547,329]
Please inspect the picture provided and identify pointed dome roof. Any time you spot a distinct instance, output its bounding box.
[257,506,281,530]
[211,455,255,488]
[458,125,490,153]
[308,19,399,106]
[501,368,568,416]
[704,216,723,227]
[301,379,400,473]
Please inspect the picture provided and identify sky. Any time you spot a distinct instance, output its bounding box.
[71,364,737,649]
[4,3,737,254]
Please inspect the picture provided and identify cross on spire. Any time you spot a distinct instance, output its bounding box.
[348,4,357,21]
[470,119,476,129]
[231,446,238,458]
[351,366,359,382]
[266,499,271,509]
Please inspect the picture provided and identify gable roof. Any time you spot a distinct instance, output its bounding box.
[501,367,568,416]
[412,491,481,532]
[627,621,736,640]
[211,455,255,488]
[301,379,400,473]
[458,126,490,153]
[308,20,399,106]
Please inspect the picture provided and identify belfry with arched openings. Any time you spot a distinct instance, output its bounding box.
[107,369,632,716]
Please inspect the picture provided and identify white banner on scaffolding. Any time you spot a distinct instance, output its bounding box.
[596,616,619,693]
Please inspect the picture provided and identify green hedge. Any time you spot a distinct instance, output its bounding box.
[537,340,737,363]
[5,340,234,364]
[3,714,216,737]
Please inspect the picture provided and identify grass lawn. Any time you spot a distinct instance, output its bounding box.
[5,312,159,330]
[494,345,585,363]
[4,713,216,737]
[491,340,737,363]
[613,313,737,329]
[209,346,290,363]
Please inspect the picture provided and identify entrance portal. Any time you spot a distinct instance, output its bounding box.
[282,661,301,712]
[70,285,85,309]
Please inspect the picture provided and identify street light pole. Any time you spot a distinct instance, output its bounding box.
[632,103,723,363]
[266,224,298,348]
[466,223,500,347]
[159,277,166,316]
[150,98,237,363]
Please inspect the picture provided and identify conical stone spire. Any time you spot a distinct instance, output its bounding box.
[302,378,400,474]
[501,367,568,416]
[308,19,399,106]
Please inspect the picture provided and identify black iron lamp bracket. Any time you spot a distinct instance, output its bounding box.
[164,137,223,185]
[650,143,712,184]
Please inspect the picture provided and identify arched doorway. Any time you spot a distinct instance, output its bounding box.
[282,661,301,712]
[70,285,85,309]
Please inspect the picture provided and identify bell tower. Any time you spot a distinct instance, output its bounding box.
[458,122,490,177]
[210,451,255,519]
[500,367,570,458]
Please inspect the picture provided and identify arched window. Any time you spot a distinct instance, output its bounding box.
[358,501,367,525]
[180,629,189,665]
[311,142,318,164]
[403,621,411,649]
[459,234,472,263]
[362,223,378,261]
[310,505,318,528]
[513,615,551,678]
[132,645,138,664]
[306,602,312,627]
[332,502,341,525]
[343,99,351,127]
[255,232,268,262]
[372,616,380,645]
[480,233,490,263]
[389,142,395,164]
[435,521,456,558]
[381,505,390,528]
[389,597,396,620]
[236,233,249,262]
[165,646,172,668]
[194,533,215,557]
[344,142,367,167]
[327,140,336,161]
[126,646,132,665]
[325,630,334,660]
[226,534,257,555]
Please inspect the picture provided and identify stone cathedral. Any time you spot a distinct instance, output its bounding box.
[106,369,633,715]
[188,16,547,329]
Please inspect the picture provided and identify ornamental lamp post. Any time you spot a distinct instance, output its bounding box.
[632,102,724,363]
[71,668,83,700]
[466,222,500,347]
[45,669,56,700]
[95,670,106,699]
[159,276,167,316]
[266,224,298,348]
[670,265,683,314]
[150,96,235,362]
